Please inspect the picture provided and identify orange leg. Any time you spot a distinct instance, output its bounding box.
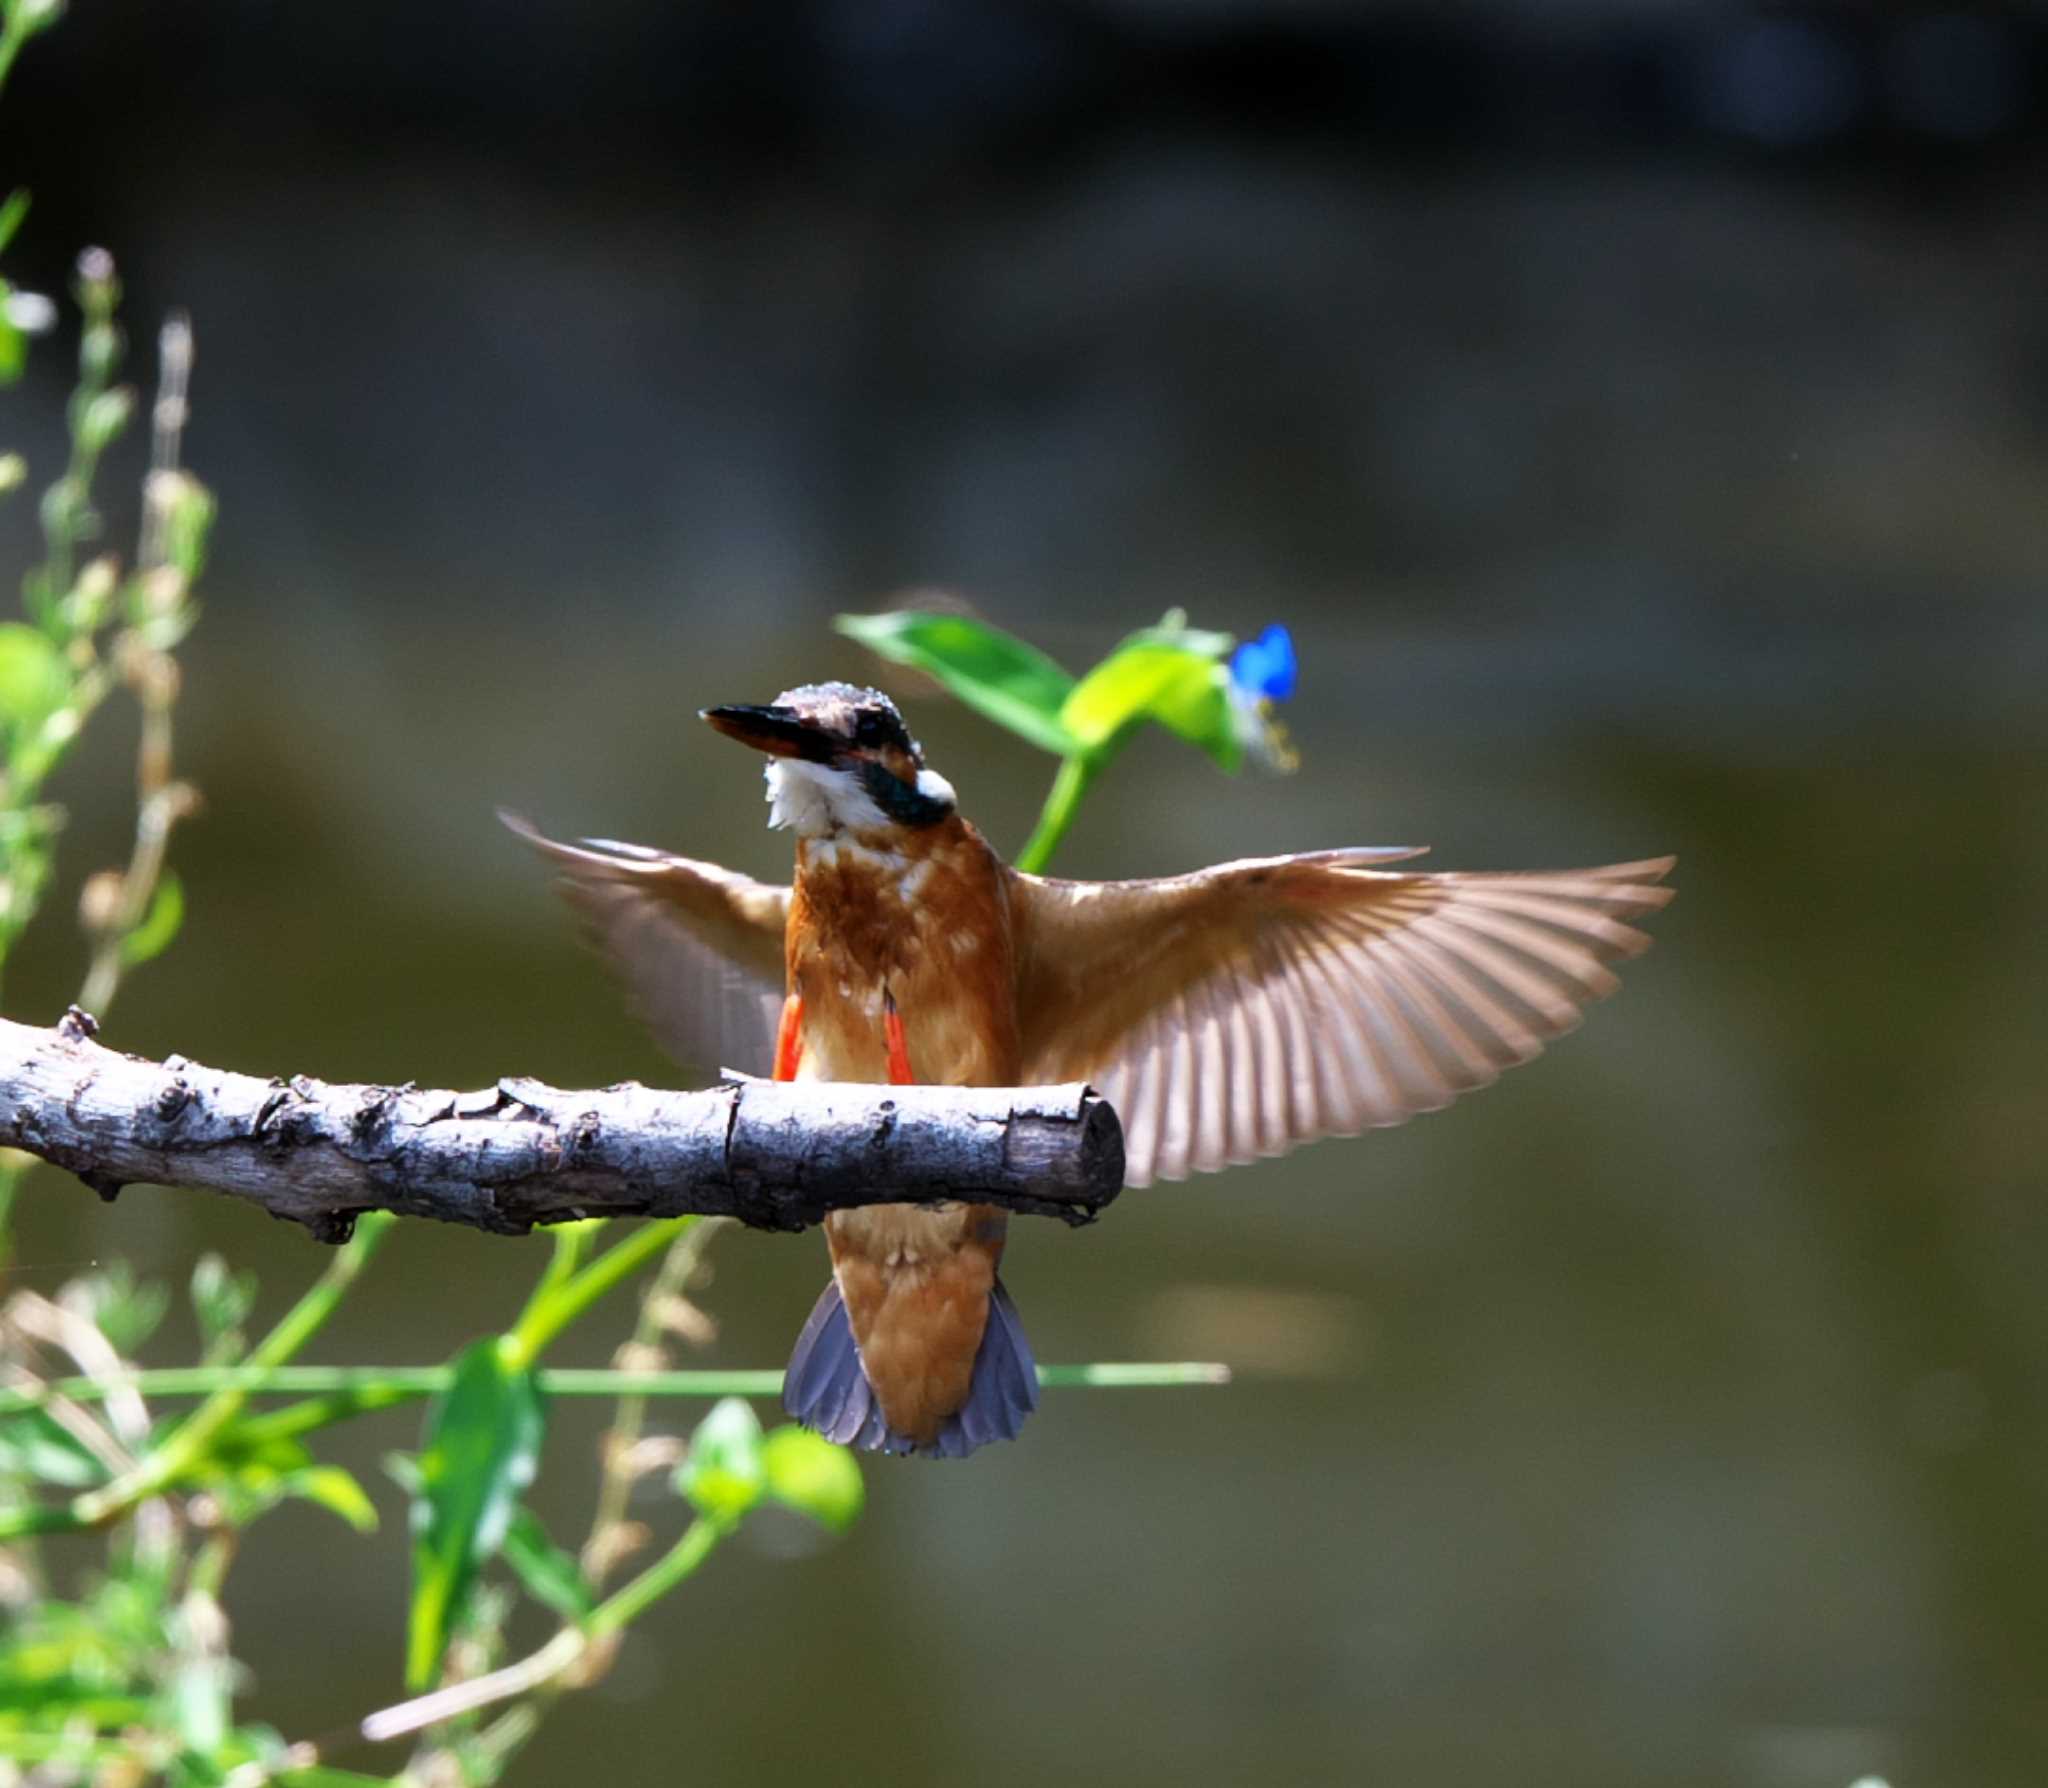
[773,993,804,1082]
[883,991,915,1086]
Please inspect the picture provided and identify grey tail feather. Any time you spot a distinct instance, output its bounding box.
[783,1277,1039,1460]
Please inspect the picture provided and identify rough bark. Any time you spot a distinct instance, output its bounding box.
[0,1010,1125,1242]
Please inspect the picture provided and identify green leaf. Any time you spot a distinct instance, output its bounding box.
[1144,664,1239,771]
[278,1465,378,1534]
[120,872,184,967]
[0,1409,110,1487]
[0,622,67,737]
[405,1338,546,1689]
[673,1396,763,1522]
[1060,645,1224,755]
[0,190,31,256]
[502,1506,594,1620]
[761,1425,863,1532]
[836,610,1079,756]
[0,294,24,386]
[1117,610,1236,662]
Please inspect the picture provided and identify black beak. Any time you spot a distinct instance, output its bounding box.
[700,704,835,761]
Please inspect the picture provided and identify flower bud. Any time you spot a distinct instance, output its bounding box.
[78,870,125,934]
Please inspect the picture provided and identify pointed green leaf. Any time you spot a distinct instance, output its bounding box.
[278,1465,378,1534]
[761,1425,864,1532]
[0,1409,110,1487]
[673,1395,763,1521]
[502,1506,594,1620]
[119,872,184,966]
[836,610,1079,756]
[0,191,31,256]
[405,1339,546,1688]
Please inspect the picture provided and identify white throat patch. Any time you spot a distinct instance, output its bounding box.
[764,758,891,836]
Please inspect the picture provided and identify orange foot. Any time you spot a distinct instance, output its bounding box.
[883,990,915,1086]
[773,993,804,1082]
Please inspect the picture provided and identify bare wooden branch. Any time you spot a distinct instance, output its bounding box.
[0,1010,1124,1242]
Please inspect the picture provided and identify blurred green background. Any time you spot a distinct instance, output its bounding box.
[4,4,2047,1784]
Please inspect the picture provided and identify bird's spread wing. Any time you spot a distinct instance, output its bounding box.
[502,811,789,1079]
[1010,849,1675,1187]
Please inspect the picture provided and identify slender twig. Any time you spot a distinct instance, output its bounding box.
[583,1216,722,1582]
[79,317,200,1016]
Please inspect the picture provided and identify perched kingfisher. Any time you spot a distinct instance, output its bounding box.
[508,682,1673,1458]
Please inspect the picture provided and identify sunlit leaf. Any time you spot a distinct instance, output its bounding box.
[673,1395,763,1521]
[761,1425,863,1532]
[836,610,1079,756]
[119,872,184,966]
[0,296,23,386]
[1115,611,1235,663]
[0,622,66,737]
[502,1506,594,1620]
[405,1338,546,1689]
[278,1465,378,1534]
[1061,644,1232,765]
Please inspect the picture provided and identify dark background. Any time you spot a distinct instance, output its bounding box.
[5,4,2047,1784]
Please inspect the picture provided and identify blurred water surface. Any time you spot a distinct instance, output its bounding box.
[3,6,2046,1785]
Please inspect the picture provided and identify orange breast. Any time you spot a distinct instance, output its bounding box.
[786,817,1022,1087]
[785,817,1021,1444]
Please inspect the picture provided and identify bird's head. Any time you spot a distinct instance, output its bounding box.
[702,682,958,837]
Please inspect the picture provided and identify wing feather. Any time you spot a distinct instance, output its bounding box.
[1013,852,1674,1186]
[502,811,789,1079]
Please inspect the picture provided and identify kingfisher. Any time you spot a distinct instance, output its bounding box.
[507,682,1673,1458]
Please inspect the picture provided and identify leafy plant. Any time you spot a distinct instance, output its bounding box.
[836,607,1300,871]
[0,11,1232,1783]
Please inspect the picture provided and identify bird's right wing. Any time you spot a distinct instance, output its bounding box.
[502,811,790,1080]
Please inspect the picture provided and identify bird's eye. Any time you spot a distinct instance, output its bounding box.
[853,712,898,749]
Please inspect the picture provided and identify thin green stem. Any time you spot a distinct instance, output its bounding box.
[508,1217,600,1338]
[501,1217,693,1369]
[583,1512,728,1639]
[0,1358,1229,1420]
[1014,751,1102,874]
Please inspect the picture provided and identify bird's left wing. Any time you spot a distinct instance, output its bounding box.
[1010,850,1675,1187]
[502,811,790,1079]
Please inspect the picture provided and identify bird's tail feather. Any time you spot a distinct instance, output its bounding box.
[783,1277,1038,1459]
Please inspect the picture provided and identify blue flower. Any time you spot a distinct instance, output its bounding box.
[1229,624,1297,703]
[1222,624,1299,773]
